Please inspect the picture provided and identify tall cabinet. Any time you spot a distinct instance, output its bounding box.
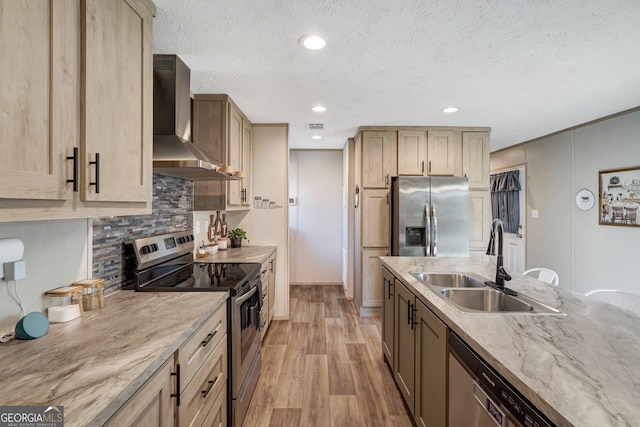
[0,0,156,222]
[353,126,491,314]
[192,94,252,211]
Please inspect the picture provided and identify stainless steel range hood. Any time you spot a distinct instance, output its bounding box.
[153,54,235,181]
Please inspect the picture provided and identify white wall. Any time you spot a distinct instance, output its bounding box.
[0,219,91,331]
[491,108,640,294]
[232,124,290,319]
[289,150,343,284]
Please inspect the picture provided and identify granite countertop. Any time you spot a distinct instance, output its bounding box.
[0,290,228,426]
[196,245,276,264]
[381,256,640,427]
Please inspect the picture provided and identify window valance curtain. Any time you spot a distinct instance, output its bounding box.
[490,170,521,233]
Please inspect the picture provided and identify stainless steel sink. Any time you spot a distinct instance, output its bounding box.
[440,288,564,315]
[410,272,486,288]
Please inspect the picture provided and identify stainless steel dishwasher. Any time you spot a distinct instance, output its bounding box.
[448,333,555,427]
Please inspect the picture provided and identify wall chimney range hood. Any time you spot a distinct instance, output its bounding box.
[153,54,236,181]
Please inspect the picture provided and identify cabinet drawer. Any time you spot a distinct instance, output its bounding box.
[179,334,228,427]
[260,261,270,285]
[202,385,227,427]
[177,306,226,391]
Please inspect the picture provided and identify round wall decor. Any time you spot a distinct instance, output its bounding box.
[575,188,595,211]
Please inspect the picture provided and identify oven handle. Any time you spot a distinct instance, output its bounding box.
[234,285,258,307]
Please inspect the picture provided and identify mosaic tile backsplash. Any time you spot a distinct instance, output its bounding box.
[92,174,193,293]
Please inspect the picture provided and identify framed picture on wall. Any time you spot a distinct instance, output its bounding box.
[599,166,640,227]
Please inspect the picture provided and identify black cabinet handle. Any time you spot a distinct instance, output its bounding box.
[171,363,181,406]
[387,279,393,300]
[89,153,100,193]
[66,147,79,192]
[412,305,418,329]
[407,300,412,325]
[202,376,219,398]
[201,331,216,347]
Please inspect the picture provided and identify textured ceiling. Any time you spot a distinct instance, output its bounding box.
[152,0,640,151]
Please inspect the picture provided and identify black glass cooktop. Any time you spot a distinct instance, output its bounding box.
[136,261,260,293]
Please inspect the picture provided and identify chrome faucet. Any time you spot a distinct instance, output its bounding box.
[485,218,513,293]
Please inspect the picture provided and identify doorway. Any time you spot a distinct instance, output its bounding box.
[491,165,526,273]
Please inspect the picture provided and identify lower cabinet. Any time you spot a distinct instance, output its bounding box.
[105,302,228,427]
[415,299,448,427]
[389,275,449,427]
[382,267,395,366]
[105,357,175,427]
[260,252,277,338]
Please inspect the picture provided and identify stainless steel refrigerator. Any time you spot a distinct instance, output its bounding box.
[391,176,469,256]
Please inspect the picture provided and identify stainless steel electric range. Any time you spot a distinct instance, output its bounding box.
[125,230,262,427]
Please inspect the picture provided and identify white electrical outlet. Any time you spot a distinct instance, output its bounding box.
[531,210,539,219]
[5,260,26,281]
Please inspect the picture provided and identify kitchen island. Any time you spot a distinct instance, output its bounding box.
[0,290,227,426]
[381,256,640,427]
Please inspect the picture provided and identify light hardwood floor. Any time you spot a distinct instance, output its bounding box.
[243,285,413,427]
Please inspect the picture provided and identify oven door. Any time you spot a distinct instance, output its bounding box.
[230,276,262,397]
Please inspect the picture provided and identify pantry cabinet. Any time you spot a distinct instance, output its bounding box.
[469,190,492,252]
[361,189,390,247]
[192,94,252,211]
[0,0,155,222]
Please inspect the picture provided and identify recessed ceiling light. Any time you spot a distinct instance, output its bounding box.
[311,135,323,140]
[442,107,459,113]
[299,35,326,50]
[311,106,326,112]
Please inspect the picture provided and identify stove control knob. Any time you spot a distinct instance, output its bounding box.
[140,245,149,255]
[151,244,159,252]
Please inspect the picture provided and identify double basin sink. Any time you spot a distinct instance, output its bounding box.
[410,272,565,315]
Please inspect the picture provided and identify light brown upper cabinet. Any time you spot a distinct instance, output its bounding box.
[398,130,463,177]
[397,130,428,176]
[462,132,491,189]
[192,95,252,211]
[0,0,155,222]
[82,0,154,203]
[427,130,462,176]
[362,131,397,188]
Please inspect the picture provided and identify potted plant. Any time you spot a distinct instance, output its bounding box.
[228,228,247,248]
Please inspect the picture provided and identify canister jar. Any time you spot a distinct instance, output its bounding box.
[73,278,105,311]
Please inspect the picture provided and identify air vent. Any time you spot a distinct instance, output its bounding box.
[306,123,324,131]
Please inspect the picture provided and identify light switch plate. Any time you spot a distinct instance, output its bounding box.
[531,210,539,218]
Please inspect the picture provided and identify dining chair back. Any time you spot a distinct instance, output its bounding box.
[522,268,559,287]
[585,289,640,315]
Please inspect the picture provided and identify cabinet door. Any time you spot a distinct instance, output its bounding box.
[427,131,462,176]
[227,105,243,207]
[462,132,490,189]
[398,131,427,176]
[0,0,79,200]
[415,299,448,427]
[241,118,252,206]
[382,268,395,366]
[361,249,386,308]
[394,281,415,415]
[362,131,397,188]
[362,189,389,247]
[193,98,226,164]
[469,190,492,251]
[82,0,153,202]
[105,357,175,427]
[268,255,276,318]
